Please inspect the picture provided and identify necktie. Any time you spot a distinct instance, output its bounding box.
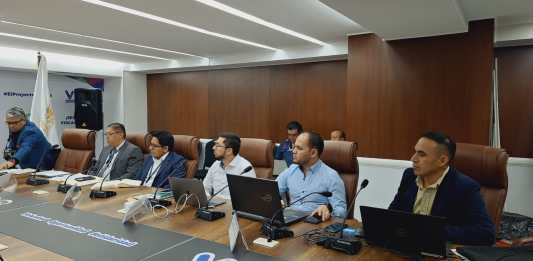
[98,149,117,177]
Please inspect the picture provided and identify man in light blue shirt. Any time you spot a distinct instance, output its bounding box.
[277,132,347,221]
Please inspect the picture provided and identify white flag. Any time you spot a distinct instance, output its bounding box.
[30,54,59,145]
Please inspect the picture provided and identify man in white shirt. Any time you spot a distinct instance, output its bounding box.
[203,133,256,199]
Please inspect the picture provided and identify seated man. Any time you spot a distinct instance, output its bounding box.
[88,123,143,180]
[275,121,303,167]
[330,129,346,141]
[203,133,256,199]
[135,131,186,189]
[277,132,347,221]
[1,107,51,169]
[389,132,495,245]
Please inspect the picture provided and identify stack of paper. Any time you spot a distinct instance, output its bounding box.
[1,168,35,175]
[35,170,70,178]
[90,179,141,190]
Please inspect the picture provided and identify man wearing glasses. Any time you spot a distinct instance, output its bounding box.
[88,123,143,180]
[1,107,51,169]
[203,133,256,199]
[135,130,186,188]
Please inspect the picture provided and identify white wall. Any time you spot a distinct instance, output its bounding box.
[121,71,147,133]
[0,69,123,159]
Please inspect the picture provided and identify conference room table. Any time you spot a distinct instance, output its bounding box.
[0,177,458,260]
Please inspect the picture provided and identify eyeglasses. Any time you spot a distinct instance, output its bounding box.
[104,131,118,137]
[213,144,227,149]
[5,119,23,126]
[149,143,164,149]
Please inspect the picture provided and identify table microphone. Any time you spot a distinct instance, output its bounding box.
[318,179,369,255]
[89,168,117,199]
[263,191,333,241]
[196,166,253,221]
[26,149,51,186]
[57,158,96,193]
[148,168,183,207]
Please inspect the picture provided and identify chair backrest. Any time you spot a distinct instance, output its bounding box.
[202,139,216,169]
[453,142,509,232]
[173,135,200,179]
[239,138,274,179]
[320,140,359,218]
[126,133,150,154]
[54,128,95,173]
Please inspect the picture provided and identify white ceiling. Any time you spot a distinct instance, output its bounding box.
[0,0,532,65]
[0,0,364,64]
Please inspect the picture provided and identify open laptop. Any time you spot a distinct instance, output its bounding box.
[168,177,225,208]
[226,174,309,226]
[360,206,448,258]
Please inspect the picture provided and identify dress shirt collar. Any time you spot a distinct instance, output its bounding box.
[114,140,126,151]
[416,166,450,189]
[153,151,169,164]
[219,154,241,169]
[298,159,322,175]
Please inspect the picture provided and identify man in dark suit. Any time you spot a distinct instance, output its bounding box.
[136,130,186,189]
[1,107,51,169]
[389,132,495,245]
[88,123,143,180]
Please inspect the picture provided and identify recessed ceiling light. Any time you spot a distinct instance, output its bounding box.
[81,0,279,51]
[0,32,172,60]
[195,0,327,46]
[1,20,207,59]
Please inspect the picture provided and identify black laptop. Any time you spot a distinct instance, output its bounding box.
[360,206,448,258]
[226,175,309,225]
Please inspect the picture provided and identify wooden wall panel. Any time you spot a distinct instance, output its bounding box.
[346,20,494,159]
[147,20,496,160]
[147,71,209,137]
[495,46,533,158]
[147,61,346,142]
[270,61,346,143]
[207,67,271,139]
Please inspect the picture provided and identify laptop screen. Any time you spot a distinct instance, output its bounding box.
[360,206,447,258]
[227,175,283,222]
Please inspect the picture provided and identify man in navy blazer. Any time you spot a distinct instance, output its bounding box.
[135,130,186,189]
[389,132,495,245]
[1,107,51,170]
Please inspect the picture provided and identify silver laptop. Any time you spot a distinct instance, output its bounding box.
[168,177,225,208]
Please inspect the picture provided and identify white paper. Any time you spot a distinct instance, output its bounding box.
[90,179,141,190]
[1,168,35,175]
[32,190,49,195]
[35,170,70,178]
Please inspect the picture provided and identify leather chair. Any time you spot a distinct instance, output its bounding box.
[54,128,95,173]
[126,133,150,154]
[321,140,359,218]
[453,143,509,234]
[173,135,200,179]
[239,138,274,179]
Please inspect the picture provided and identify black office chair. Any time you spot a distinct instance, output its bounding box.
[195,139,215,180]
